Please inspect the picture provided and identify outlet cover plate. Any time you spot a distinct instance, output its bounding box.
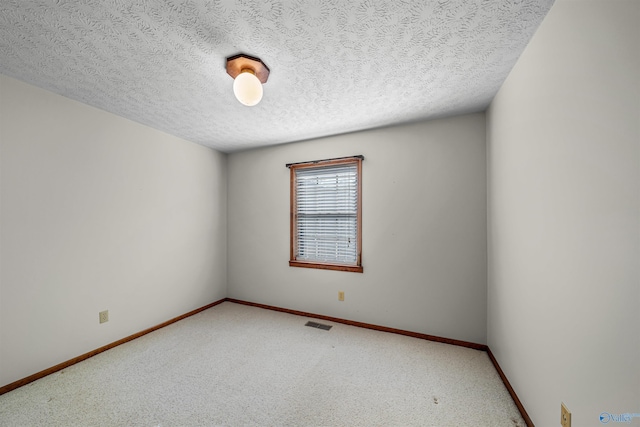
[561,402,571,427]
[99,310,109,324]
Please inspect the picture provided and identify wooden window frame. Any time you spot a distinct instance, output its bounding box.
[289,156,363,273]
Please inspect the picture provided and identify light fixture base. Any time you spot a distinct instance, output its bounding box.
[226,54,270,84]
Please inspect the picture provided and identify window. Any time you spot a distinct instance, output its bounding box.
[288,156,363,273]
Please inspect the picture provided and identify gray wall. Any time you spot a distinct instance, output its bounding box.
[487,1,639,426]
[0,75,228,387]
[228,114,487,345]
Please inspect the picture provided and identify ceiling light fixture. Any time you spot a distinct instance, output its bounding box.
[226,54,270,107]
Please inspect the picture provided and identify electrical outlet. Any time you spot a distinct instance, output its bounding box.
[338,291,344,301]
[561,403,571,427]
[99,310,109,324]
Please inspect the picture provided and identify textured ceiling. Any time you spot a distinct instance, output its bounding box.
[0,0,554,152]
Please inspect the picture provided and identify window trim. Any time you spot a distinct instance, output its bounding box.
[289,156,363,273]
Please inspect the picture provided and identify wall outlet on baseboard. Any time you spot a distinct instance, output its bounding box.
[99,310,109,324]
[561,402,571,427]
[338,291,344,301]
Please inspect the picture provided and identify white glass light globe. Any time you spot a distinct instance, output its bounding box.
[233,71,263,106]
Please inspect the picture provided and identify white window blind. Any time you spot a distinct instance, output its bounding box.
[294,163,358,265]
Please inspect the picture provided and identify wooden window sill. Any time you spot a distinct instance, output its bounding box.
[289,260,363,273]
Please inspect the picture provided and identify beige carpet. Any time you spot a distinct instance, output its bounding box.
[0,302,525,426]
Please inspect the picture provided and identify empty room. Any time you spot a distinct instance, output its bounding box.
[0,0,638,426]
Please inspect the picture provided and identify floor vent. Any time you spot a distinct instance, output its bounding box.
[305,321,332,331]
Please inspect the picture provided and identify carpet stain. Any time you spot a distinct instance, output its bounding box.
[433,397,439,405]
